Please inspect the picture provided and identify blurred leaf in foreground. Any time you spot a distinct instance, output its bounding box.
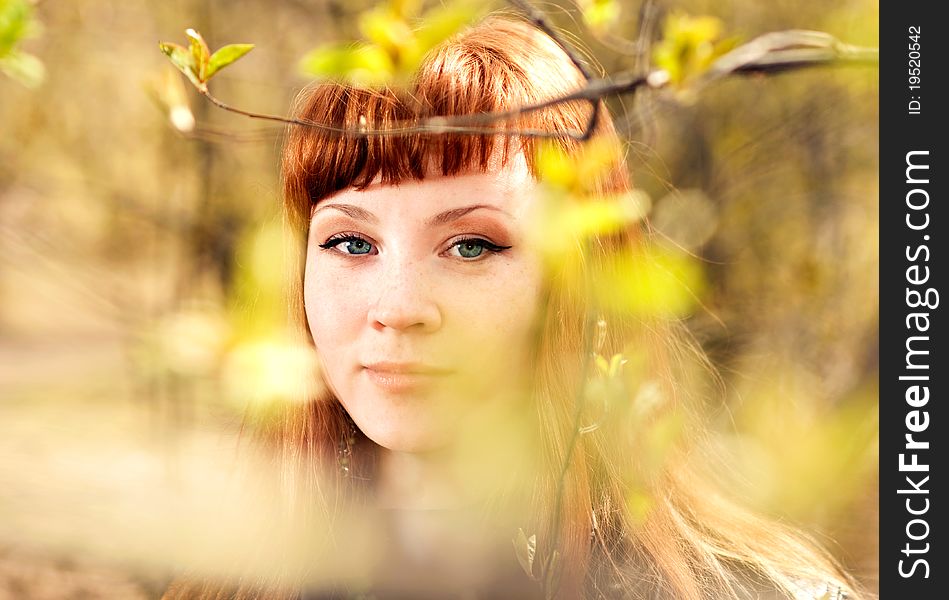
[588,246,705,318]
[652,11,739,90]
[578,0,621,32]
[530,140,651,265]
[0,0,44,87]
[299,0,481,85]
[145,65,196,132]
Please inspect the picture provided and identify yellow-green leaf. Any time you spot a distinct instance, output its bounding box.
[359,7,414,54]
[652,12,732,86]
[185,28,210,81]
[535,138,626,194]
[145,65,196,133]
[592,247,705,318]
[207,43,254,80]
[414,1,479,51]
[2,0,45,58]
[579,0,621,31]
[535,142,578,190]
[0,49,43,87]
[0,0,44,87]
[299,42,395,85]
[389,0,423,20]
[159,41,203,90]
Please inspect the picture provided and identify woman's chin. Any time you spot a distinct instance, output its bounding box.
[355,416,455,454]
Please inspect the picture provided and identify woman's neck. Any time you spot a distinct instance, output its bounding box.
[376,446,469,511]
[369,441,537,597]
[372,394,536,512]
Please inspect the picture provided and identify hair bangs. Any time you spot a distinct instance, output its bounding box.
[282,16,597,225]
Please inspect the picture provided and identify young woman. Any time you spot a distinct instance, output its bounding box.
[165,14,861,600]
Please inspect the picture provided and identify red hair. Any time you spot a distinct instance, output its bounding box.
[166,14,861,600]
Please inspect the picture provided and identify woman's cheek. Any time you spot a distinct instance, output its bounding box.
[447,261,541,362]
[306,265,350,354]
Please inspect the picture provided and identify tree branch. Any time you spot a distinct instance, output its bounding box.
[188,3,877,142]
[508,0,596,81]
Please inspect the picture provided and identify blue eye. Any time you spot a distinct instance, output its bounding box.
[319,235,375,255]
[449,238,512,260]
[456,240,484,258]
[342,239,373,255]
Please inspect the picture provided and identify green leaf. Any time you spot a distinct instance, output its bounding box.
[414,1,479,51]
[513,528,537,579]
[1,0,44,87]
[579,0,621,31]
[0,49,44,87]
[185,28,210,81]
[652,12,735,88]
[559,194,650,239]
[159,41,203,90]
[0,0,33,57]
[389,0,423,20]
[299,42,394,85]
[358,7,414,53]
[535,142,577,190]
[207,43,254,80]
[592,248,704,318]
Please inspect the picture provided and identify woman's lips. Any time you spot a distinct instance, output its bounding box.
[362,363,453,392]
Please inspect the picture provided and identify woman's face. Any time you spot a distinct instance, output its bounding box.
[304,154,544,453]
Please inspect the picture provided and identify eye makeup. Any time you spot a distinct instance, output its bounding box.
[309,208,519,263]
[443,237,513,260]
[318,232,377,256]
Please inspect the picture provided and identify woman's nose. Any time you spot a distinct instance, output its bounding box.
[367,259,442,333]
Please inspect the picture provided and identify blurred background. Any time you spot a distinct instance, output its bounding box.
[0,0,877,597]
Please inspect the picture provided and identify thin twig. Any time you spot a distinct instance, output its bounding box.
[194,26,874,142]
[508,0,595,81]
[576,0,658,58]
[199,72,646,140]
[704,29,879,82]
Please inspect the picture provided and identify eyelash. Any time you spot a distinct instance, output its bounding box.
[317,232,511,260]
[318,233,376,255]
[448,237,512,259]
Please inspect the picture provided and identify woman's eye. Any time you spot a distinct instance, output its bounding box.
[447,238,511,260]
[318,235,376,255]
[456,240,485,258]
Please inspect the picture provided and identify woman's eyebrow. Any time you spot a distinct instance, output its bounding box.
[312,203,378,223]
[427,204,510,226]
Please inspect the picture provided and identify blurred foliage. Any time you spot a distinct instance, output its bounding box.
[652,11,739,89]
[146,65,197,133]
[533,140,702,318]
[579,0,622,32]
[0,0,878,595]
[299,0,484,85]
[0,0,44,87]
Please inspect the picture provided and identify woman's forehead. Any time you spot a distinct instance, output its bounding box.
[313,152,535,219]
